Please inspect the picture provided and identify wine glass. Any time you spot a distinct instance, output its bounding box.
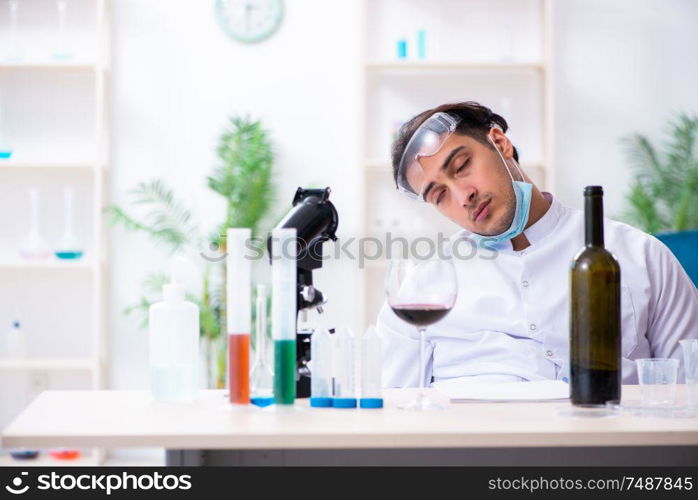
[386,257,457,410]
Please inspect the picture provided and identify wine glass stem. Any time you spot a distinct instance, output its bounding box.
[418,327,427,400]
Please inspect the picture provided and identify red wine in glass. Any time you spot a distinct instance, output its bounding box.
[386,258,458,411]
[391,304,451,327]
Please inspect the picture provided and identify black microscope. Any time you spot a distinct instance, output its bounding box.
[267,187,338,398]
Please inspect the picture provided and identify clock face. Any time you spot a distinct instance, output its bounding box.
[215,0,284,44]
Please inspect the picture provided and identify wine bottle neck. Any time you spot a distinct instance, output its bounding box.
[585,194,604,247]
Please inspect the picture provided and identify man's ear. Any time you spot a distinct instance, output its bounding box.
[488,128,514,160]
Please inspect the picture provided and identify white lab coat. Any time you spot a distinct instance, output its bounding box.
[377,193,698,387]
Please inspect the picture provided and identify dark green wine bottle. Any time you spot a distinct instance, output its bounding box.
[570,186,621,406]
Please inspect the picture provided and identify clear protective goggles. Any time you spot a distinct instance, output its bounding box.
[396,112,461,202]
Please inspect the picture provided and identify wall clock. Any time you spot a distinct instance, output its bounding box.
[215,0,284,44]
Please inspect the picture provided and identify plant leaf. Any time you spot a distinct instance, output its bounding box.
[207,116,276,237]
[621,114,698,232]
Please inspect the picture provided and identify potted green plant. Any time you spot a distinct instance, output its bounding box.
[106,116,276,387]
[622,114,698,285]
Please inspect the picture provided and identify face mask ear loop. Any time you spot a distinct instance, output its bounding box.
[510,157,527,184]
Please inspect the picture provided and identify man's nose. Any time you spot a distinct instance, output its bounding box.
[456,186,477,207]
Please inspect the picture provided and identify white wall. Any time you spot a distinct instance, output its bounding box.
[553,0,698,216]
[108,0,698,390]
[108,0,362,389]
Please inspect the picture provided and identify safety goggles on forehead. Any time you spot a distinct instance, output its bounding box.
[396,112,461,202]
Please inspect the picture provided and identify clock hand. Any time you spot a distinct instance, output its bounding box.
[245,2,253,32]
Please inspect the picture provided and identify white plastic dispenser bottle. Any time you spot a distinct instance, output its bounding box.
[149,265,199,402]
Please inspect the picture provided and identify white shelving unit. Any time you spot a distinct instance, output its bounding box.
[0,357,96,371]
[365,61,546,71]
[0,0,110,466]
[0,60,99,69]
[359,0,554,329]
[0,161,96,170]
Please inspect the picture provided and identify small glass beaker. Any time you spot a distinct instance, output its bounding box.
[636,358,679,406]
[679,339,698,409]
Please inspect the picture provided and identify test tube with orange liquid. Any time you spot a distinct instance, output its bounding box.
[227,228,251,405]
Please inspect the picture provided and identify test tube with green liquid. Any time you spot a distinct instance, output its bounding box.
[272,228,297,405]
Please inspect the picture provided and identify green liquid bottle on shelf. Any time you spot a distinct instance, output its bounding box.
[569,186,621,407]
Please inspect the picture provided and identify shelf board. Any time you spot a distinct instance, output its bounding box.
[0,357,96,371]
[0,160,97,171]
[0,259,94,271]
[0,60,100,70]
[365,61,545,71]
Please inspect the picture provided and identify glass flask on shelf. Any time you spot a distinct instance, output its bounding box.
[52,0,73,60]
[19,188,51,260]
[6,0,22,62]
[54,187,84,260]
[0,86,12,158]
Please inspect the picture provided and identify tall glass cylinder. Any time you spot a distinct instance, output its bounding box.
[272,228,296,405]
[250,284,274,407]
[227,228,251,405]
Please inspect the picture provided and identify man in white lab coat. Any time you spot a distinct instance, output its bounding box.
[378,101,698,386]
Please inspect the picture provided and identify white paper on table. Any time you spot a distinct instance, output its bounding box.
[433,378,570,403]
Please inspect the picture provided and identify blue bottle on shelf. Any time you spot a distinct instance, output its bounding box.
[416,29,427,59]
[396,38,408,59]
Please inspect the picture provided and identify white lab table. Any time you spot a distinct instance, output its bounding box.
[2,386,697,466]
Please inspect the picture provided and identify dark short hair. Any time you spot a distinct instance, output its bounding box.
[391,101,519,188]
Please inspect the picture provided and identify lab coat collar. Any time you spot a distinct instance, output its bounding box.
[519,191,561,248]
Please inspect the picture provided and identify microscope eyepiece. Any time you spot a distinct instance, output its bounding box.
[267,187,338,270]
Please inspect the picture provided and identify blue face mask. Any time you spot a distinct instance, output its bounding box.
[470,136,533,249]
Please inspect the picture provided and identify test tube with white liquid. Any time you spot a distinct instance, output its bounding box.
[333,326,357,408]
[310,327,333,407]
[360,325,383,409]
